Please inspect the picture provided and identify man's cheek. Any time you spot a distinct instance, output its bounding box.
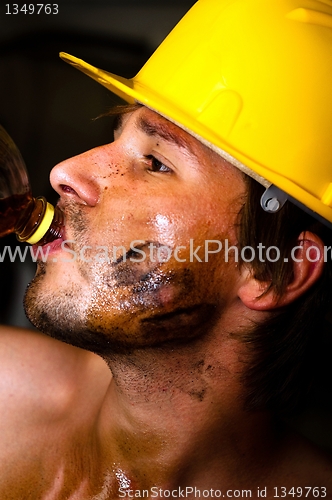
[84,253,221,347]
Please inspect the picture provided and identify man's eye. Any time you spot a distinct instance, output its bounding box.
[145,155,172,173]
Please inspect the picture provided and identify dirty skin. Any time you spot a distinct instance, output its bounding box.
[83,239,222,353]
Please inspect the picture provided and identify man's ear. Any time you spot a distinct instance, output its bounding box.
[237,231,325,311]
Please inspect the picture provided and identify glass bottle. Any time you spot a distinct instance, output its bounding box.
[0,124,64,245]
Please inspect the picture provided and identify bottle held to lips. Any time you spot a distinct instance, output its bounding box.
[0,124,64,245]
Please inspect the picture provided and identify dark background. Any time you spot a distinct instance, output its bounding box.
[1,0,332,452]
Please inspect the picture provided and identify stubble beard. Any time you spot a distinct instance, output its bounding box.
[24,258,219,359]
[24,261,109,354]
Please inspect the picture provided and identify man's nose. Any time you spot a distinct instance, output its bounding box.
[50,148,102,207]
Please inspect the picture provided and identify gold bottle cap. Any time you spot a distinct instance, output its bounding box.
[25,202,55,245]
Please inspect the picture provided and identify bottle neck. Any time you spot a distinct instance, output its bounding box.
[16,196,64,245]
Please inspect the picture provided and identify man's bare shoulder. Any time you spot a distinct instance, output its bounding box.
[0,325,111,427]
[0,326,111,497]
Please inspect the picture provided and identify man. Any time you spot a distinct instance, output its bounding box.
[1,0,332,497]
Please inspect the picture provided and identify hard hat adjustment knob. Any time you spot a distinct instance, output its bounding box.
[260,185,288,213]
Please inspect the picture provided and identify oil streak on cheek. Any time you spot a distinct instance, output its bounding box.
[85,240,222,351]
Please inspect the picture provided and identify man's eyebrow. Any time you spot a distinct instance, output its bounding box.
[137,115,194,153]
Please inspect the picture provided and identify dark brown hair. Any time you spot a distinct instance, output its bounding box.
[238,177,332,415]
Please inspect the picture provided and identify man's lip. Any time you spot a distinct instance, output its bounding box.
[36,238,63,253]
[32,229,71,256]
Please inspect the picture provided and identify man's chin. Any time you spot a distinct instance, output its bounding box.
[23,271,90,348]
[23,274,146,356]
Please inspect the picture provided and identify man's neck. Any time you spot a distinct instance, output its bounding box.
[95,331,280,492]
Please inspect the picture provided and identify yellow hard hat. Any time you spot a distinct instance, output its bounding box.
[60,0,332,227]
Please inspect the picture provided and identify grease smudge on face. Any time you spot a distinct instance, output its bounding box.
[84,232,234,353]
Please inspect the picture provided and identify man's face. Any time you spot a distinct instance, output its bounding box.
[24,107,246,353]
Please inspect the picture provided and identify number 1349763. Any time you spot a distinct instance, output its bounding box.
[5,4,58,14]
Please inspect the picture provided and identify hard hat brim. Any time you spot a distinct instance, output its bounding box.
[60,51,210,141]
[60,52,137,105]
